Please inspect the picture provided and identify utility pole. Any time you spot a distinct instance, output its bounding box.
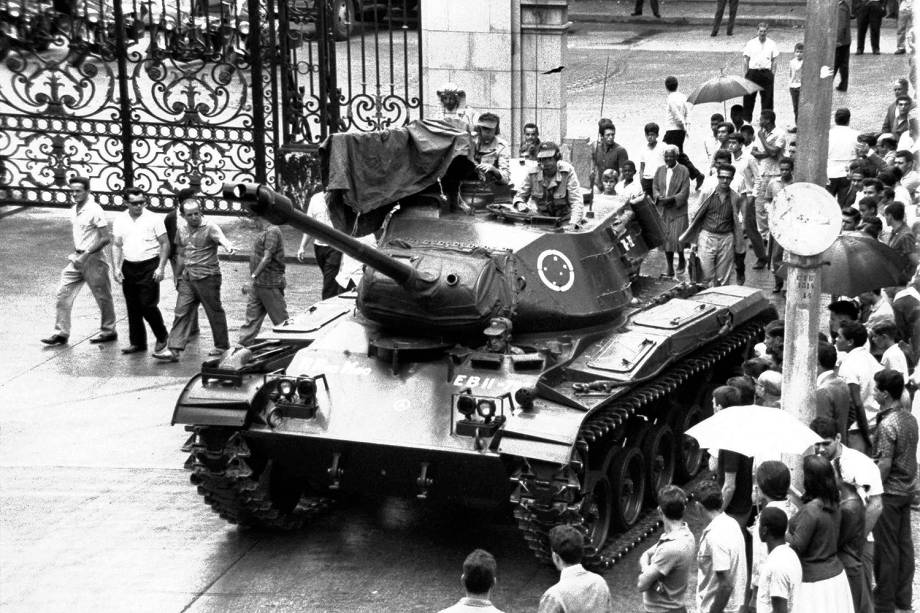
[775,0,841,490]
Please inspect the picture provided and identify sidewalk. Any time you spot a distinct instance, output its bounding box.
[568,0,898,28]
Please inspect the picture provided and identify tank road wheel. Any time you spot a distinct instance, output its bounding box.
[609,445,646,531]
[580,473,613,557]
[675,404,706,481]
[642,424,676,503]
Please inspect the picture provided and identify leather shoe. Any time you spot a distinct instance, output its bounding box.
[773,280,784,293]
[208,347,229,357]
[154,340,168,353]
[90,333,117,344]
[41,334,68,346]
[630,11,642,15]
[121,345,147,354]
[752,258,768,270]
[152,349,179,362]
[894,49,906,54]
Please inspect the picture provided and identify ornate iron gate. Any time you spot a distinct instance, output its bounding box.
[0,0,421,213]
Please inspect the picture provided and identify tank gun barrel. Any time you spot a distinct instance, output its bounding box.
[223,182,417,288]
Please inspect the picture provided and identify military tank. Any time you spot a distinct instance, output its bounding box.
[173,121,776,567]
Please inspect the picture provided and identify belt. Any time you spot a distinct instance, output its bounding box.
[749,67,772,71]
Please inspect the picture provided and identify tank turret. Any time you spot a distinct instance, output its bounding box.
[225,179,661,335]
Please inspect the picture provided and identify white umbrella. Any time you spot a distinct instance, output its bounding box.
[684,404,821,458]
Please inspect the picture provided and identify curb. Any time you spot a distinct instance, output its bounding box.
[219,252,317,266]
[569,11,806,26]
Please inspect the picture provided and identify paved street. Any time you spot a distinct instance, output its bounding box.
[1,16,919,613]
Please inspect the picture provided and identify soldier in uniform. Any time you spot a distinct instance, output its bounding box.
[513,141,585,226]
[473,113,511,184]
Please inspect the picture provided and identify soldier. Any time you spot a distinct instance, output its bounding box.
[480,317,523,355]
[513,141,584,227]
[473,113,511,184]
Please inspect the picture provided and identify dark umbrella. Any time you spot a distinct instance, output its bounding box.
[686,75,763,109]
[777,232,910,295]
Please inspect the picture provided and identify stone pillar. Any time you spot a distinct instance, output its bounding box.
[420,0,568,153]
[518,0,569,147]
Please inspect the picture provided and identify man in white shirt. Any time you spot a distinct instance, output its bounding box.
[827,108,861,199]
[836,320,883,453]
[756,508,802,613]
[704,113,726,167]
[741,23,779,122]
[538,525,612,613]
[639,122,666,196]
[694,480,747,613]
[297,190,345,300]
[871,321,910,381]
[42,175,117,346]
[662,75,705,189]
[438,549,504,613]
[112,187,169,354]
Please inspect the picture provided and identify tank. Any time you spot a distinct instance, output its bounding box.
[173,122,777,567]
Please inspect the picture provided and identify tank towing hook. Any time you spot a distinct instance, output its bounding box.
[416,462,434,499]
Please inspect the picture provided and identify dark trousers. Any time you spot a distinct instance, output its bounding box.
[663,130,702,180]
[633,0,659,15]
[122,257,167,348]
[314,244,344,300]
[789,87,800,122]
[834,44,850,91]
[856,2,885,52]
[237,285,289,346]
[640,177,654,196]
[167,274,229,352]
[711,0,739,34]
[872,493,914,613]
[742,69,774,121]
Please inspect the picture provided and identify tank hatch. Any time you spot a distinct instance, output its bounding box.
[586,332,660,374]
[630,299,717,329]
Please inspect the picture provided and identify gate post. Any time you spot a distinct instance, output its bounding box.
[419,0,568,153]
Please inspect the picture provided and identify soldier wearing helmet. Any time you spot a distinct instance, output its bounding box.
[481,316,524,354]
[473,113,511,185]
[513,141,584,226]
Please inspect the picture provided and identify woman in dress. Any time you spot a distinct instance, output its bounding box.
[787,454,855,613]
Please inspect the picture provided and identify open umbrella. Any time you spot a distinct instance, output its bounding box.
[687,75,763,106]
[684,404,821,458]
[776,232,910,295]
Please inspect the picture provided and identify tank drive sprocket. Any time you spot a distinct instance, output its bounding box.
[183,426,333,529]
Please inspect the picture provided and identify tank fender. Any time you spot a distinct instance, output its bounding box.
[171,373,263,427]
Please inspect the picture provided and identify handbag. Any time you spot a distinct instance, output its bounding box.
[688,251,704,284]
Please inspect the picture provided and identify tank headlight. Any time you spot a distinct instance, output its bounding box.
[297,377,317,401]
[278,378,295,399]
[457,395,476,420]
[476,399,496,422]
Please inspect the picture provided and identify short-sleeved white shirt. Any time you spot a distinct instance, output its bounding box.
[755,544,802,613]
[743,37,779,69]
[640,142,666,179]
[838,444,884,497]
[113,209,166,262]
[838,345,883,426]
[666,91,689,131]
[698,512,748,613]
[71,198,108,252]
[881,344,910,381]
[306,191,333,247]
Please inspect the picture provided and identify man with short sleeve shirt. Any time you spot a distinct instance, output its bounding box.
[741,24,779,122]
[237,218,289,346]
[836,320,882,453]
[42,175,117,346]
[870,369,918,613]
[638,486,696,612]
[827,108,861,198]
[694,481,747,613]
[112,188,169,354]
[153,195,235,362]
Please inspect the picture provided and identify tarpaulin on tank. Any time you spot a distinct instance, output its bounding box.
[321,119,473,213]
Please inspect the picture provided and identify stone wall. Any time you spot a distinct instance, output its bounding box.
[420,0,569,152]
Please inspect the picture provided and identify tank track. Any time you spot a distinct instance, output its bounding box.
[510,314,770,569]
[183,427,334,530]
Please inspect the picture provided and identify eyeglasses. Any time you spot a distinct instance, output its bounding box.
[128,200,145,206]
